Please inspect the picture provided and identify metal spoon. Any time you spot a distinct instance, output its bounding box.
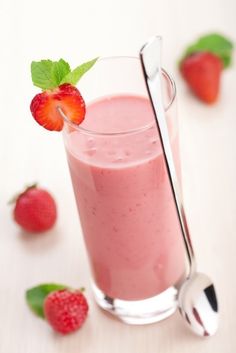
[139,36,219,337]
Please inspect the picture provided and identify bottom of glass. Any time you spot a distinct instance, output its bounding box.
[92,282,178,325]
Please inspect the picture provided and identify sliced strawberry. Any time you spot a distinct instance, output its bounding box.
[180,52,223,104]
[30,91,64,131]
[30,83,85,131]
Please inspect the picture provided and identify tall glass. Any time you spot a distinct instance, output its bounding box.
[62,57,186,324]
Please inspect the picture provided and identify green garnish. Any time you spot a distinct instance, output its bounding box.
[181,33,234,68]
[31,57,98,90]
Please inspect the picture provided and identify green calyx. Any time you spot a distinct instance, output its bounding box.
[31,57,98,91]
[181,33,234,68]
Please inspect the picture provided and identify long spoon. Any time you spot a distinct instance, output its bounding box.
[140,36,219,336]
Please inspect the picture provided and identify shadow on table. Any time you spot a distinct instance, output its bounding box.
[15,224,61,253]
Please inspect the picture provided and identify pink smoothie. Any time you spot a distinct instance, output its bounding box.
[64,95,185,301]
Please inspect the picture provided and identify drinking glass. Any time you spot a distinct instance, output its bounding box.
[62,57,186,324]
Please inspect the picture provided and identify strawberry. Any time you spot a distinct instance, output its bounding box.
[44,289,89,334]
[30,57,98,131]
[179,33,233,104]
[30,83,85,131]
[13,184,57,233]
[180,52,223,103]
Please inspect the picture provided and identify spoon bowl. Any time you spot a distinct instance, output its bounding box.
[178,272,219,336]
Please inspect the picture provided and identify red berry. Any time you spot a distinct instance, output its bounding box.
[180,52,223,103]
[13,185,57,233]
[30,83,86,131]
[44,289,89,334]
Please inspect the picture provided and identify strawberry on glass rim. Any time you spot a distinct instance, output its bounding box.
[30,58,98,131]
[30,84,85,131]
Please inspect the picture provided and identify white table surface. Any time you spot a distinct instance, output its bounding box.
[0,0,236,352]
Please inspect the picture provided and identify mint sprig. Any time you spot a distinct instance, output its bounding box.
[60,57,98,85]
[26,283,68,318]
[31,57,98,91]
[182,33,234,68]
[51,59,71,86]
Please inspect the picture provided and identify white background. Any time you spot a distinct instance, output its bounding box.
[0,0,236,352]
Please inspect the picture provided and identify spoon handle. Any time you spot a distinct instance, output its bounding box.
[140,36,196,276]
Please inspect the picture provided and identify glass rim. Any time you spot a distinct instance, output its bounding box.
[61,56,176,136]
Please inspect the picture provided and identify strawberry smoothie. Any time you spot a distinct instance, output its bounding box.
[64,94,185,301]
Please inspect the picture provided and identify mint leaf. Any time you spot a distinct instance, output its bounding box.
[26,283,67,318]
[31,57,98,90]
[184,33,234,68]
[31,60,58,90]
[51,59,71,86]
[60,57,98,85]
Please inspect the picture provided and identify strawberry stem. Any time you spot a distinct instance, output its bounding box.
[8,182,38,205]
[25,182,38,190]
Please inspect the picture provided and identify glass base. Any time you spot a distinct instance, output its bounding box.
[92,283,178,325]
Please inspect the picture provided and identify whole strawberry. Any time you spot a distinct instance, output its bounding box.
[26,284,89,335]
[180,52,223,103]
[179,33,233,104]
[13,184,57,232]
[44,289,89,334]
